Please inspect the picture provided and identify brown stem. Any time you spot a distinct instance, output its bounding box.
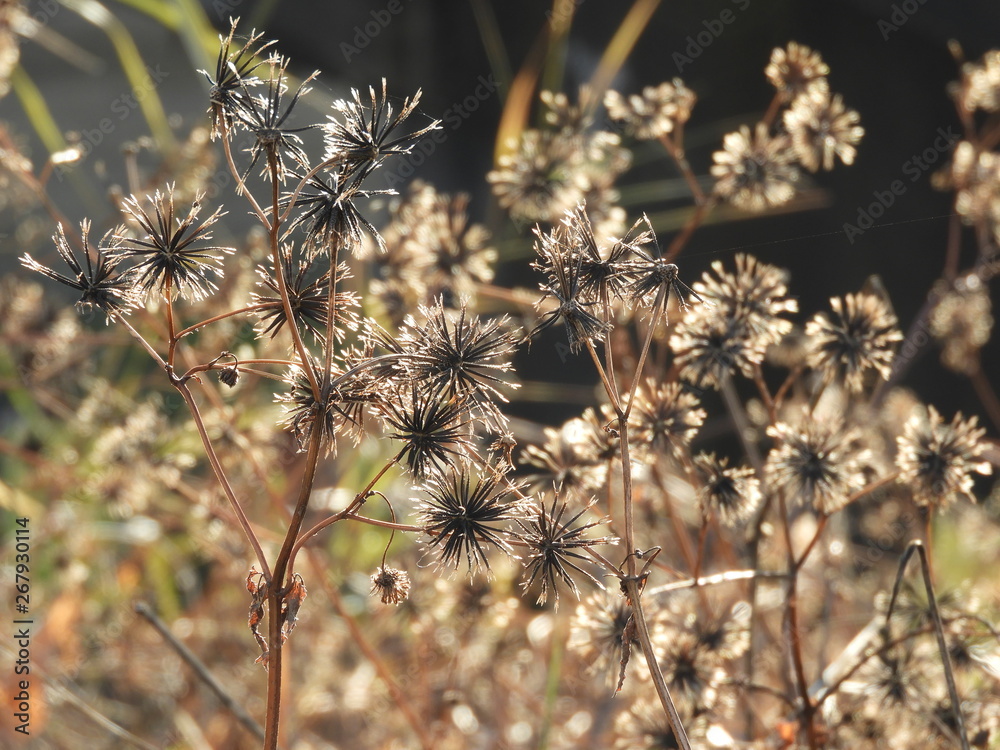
[663,196,717,264]
[263,423,324,750]
[174,380,270,578]
[623,577,693,750]
[174,304,274,338]
[657,130,705,206]
[285,449,405,585]
[778,494,818,749]
[622,286,664,420]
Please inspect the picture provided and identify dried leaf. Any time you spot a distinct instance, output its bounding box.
[616,613,636,694]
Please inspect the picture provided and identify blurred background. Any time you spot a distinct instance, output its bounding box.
[4,0,999,422]
[2,1,999,748]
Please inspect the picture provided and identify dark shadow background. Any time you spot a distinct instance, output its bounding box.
[4,0,999,427]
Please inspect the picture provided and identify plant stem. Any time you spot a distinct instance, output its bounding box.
[263,423,323,750]
[174,380,270,578]
[623,577,692,750]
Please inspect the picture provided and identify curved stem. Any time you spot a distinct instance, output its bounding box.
[220,121,270,228]
[174,380,270,578]
[285,450,405,583]
[174,304,273,338]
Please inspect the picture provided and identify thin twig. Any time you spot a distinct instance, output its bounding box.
[134,601,266,742]
[886,541,970,750]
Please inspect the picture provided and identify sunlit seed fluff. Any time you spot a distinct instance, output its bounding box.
[711,123,799,212]
[766,416,866,513]
[632,380,706,456]
[693,453,761,526]
[896,405,991,509]
[692,253,798,349]
[765,42,830,100]
[784,88,864,172]
[805,292,902,392]
[603,78,696,140]
[930,283,993,375]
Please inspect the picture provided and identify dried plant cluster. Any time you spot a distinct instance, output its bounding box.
[4,15,1000,750]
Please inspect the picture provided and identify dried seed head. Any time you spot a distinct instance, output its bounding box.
[784,88,864,172]
[766,415,867,514]
[694,453,761,526]
[930,282,992,375]
[711,124,799,212]
[896,405,991,509]
[765,41,830,100]
[370,566,411,605]
[604,79,696,140]
[805,292,902,392]
[632,381,706,456]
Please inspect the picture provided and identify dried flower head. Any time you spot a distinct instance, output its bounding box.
[961,49,1000,113]
[402,184,497,302]
[488,120,629,225]
[418,468,520,574]
[20,221,139,318]
[251,247,359,343]
[370,566,411,605]
[805,292,902,391]
[692,253,798,349]
[521,420,608,498]
[622,233,706,320]
[323,79,440,180]
[766,416,866,513]
[488,129,586,223]
[399,300,520,414]
[570,591,639,677]
[784,89,864,172]
[711,124,799,212]
[896,405,991,508]
[200,20,276,139]
[516,496,616,608]
[529,222,612,353]
[117,188,234,301]
[765,42,830,100]
[670,308,768,389]
[277,358,377,454]
[604,79,696,140]
[693,453,761,526]
[930,282,993,375]
[235,56,318,181]
[379,384,472,479]
[613,696,701,750]
[633,380,706,456]
[656,630,724,709]
[559,205,651,304]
